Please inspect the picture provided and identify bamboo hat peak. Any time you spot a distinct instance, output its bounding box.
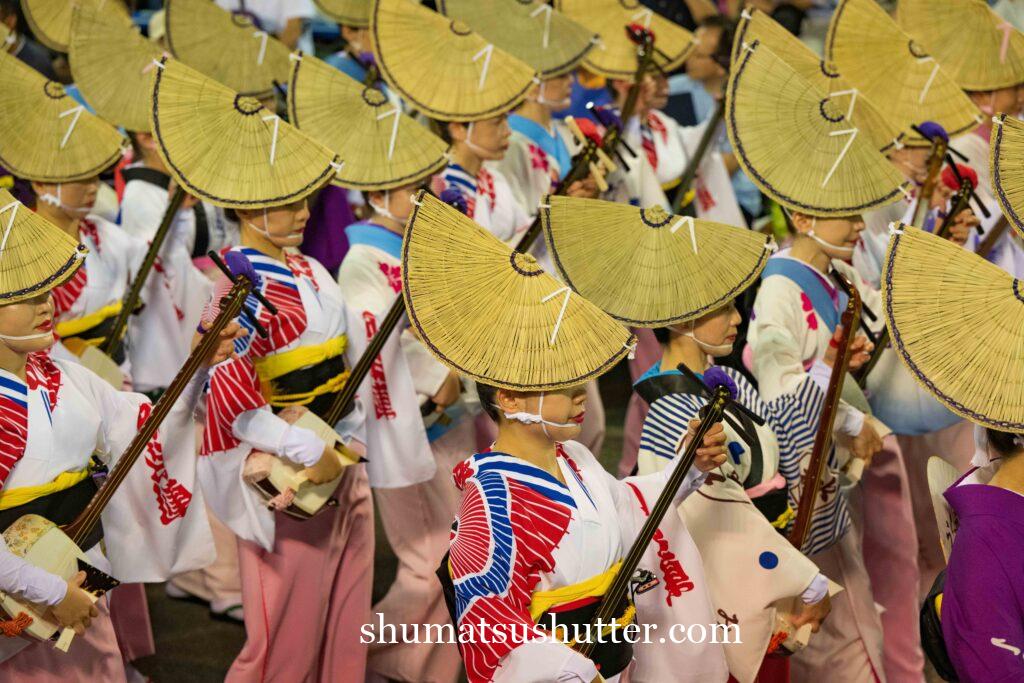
[883,223,1024,430]
[553,0,695,80]
[0,51,127,183]
[726,40,909,218]
[899,0,1024,92]
[371,0,538,122]
[735,8,903,152]
[314,0,371,28]
[287,53,449,190]
[149,57,341,210]
[0,189,87,305]
[68,3,164,133]
[22,0,128,53]
[542,196,774,326]
[825,0,982,146]
[164,0,291,98]
[439,0,598,78]
[402,191,635,391]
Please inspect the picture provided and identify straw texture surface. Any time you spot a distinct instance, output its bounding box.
[0,51,126,183]
[371,0,537,121]
[287,53,448,190]
[22,0,128,52]
[735,9,901,152]
[825,0,982,146]
[165,0,291,98]
[542,196,773,326]
[439,0,597,78]
[402,191,635,391]
[69,3,163,133]
[150,58,341,209]
[0,189,87,305]
[314,0,370,27]
[899,0,1024,92]
[554,0,695,80]
[990,114,1024,240]
[883,224,1024,430]
[726,41,908,217]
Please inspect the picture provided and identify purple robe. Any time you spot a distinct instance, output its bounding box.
[942,480,1024,682]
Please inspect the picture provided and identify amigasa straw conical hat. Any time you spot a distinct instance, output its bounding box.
[554,0,695,80]
[899,0,1024,92]
[165,0,291,98]
[371,0,537,122]
[0,189,87,305]
[150,57,341,209]
[883,223,1024,430]
[439,0,598,78]
[825,0,982,146]
[734,8,902,152]
[402,191,635,391]
[542,196,774,326]
[726,40,909,217]
[287,53,449,190]
[21,0,128,53]
[314,0,371,28]
[0,51,126,183]
[68,3,164,133]
[989,114,1024,239]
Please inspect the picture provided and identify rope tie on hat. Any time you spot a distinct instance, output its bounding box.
[888,222,904,236]
[149,58,165,72]
[631,8,654,28]
[827,88,859,122]
[376,106,401,160]
[330,160,345,173]
[670,215,698,254]
[764,239,778,253]
[473,44,494,90]
[0,202,18,260]
[916,56,939,104]
[263,115,281,165]
[530,4,552,48]
[542,286,572,346]
[625,340,637,360]
[999,22,1014,64]
[823,128,858,187]
[59,105,85,150]
[253,30,269,65]
[410,192,423,207]
[898,184,914,201]
[289,52,302,62]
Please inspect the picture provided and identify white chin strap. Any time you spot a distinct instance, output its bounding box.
[807,219,854,256]
[502,393,577,438]
[245,209,275,240]
[531,82,571,109]
[464,122,495,158]
[38,185,90,216]
[369,190,405,224]
[671,323,734,355]
[0,331,53,344]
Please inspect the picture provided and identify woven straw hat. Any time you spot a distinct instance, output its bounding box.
[825,0,982,146]
[735,9,902,152]
[288,53,449,190]
[0,189,87,305]
[883,224,1024,430]
[542,196,774,326]
[899,0,1024,92]
[403,191,635,391]
[315,0,371,28]
[726,41,908,217]
[371,0,537,122]
[554,0,695,80]
[150,57,341,210]
[439,0,597,78]
[989,114,1024,240]
[69,3,164,133]
[165,0,291,98]
[21,0,128,53]
[0,52,126,183]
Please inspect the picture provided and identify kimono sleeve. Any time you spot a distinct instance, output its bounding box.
[750,277,814,403]
[490,140,537,217]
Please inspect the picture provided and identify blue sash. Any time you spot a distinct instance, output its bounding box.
[508,114,572,181]
[761,258,847,332]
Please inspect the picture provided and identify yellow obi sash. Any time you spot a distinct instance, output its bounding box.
[253,336,350,407]
[529,559,626,622]
[0,469,90,510]
[55,301,122,342]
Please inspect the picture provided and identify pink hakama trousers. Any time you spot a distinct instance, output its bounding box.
[170,510,243,611]
[108,582,154,662]
[620,328,661,477]
[368,418,474,683]
[228,464,374,683]
[791,529,885,683]
[854,435,922,682]
[0,595,126,682]
[895,420,975,601]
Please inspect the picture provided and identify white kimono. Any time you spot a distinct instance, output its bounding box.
[0,354,214,661]
[433,163,532,245]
